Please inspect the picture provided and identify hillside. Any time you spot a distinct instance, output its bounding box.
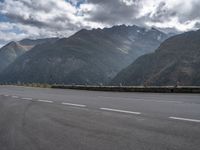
[111,29,200,86]
[0,38,58,72]
[0,25,168,85]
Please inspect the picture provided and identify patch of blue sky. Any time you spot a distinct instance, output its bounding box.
[65,0,86,8]
[0,14,10,22]
[76,0,86,7]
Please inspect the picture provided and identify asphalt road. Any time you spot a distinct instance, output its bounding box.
[0,86,200,150]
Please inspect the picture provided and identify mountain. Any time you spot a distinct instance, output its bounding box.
[19,38,59,46]
[0,38,58,72]
[111,29,200,86]
[0,25,169,85]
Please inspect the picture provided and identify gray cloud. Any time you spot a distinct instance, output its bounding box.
[148,2,176,22]
[84,0,140,24]
[0,0,200,46]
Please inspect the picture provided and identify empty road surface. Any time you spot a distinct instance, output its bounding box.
[0,86,200,150]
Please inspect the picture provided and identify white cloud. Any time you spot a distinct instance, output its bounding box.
[0,0,200,46]
[146,17,200,32]
[0,22,15,30]
[120,0,135,6]
[0,30,27,42]
[138,0,200,31]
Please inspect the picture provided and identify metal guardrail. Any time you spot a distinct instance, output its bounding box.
[51,85,200,93]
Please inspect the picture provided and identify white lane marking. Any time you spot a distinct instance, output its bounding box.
[12,96,19,98]
[62,102,86,108]
[38,100,53,103]
[4,95,9,97]
[169,117,200,123]
[21,97,33,100]
[100,108,141,115]
[143,99,182,103]
[98,96,182,104]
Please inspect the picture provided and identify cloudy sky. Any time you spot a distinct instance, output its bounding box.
[0,0,200,47]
